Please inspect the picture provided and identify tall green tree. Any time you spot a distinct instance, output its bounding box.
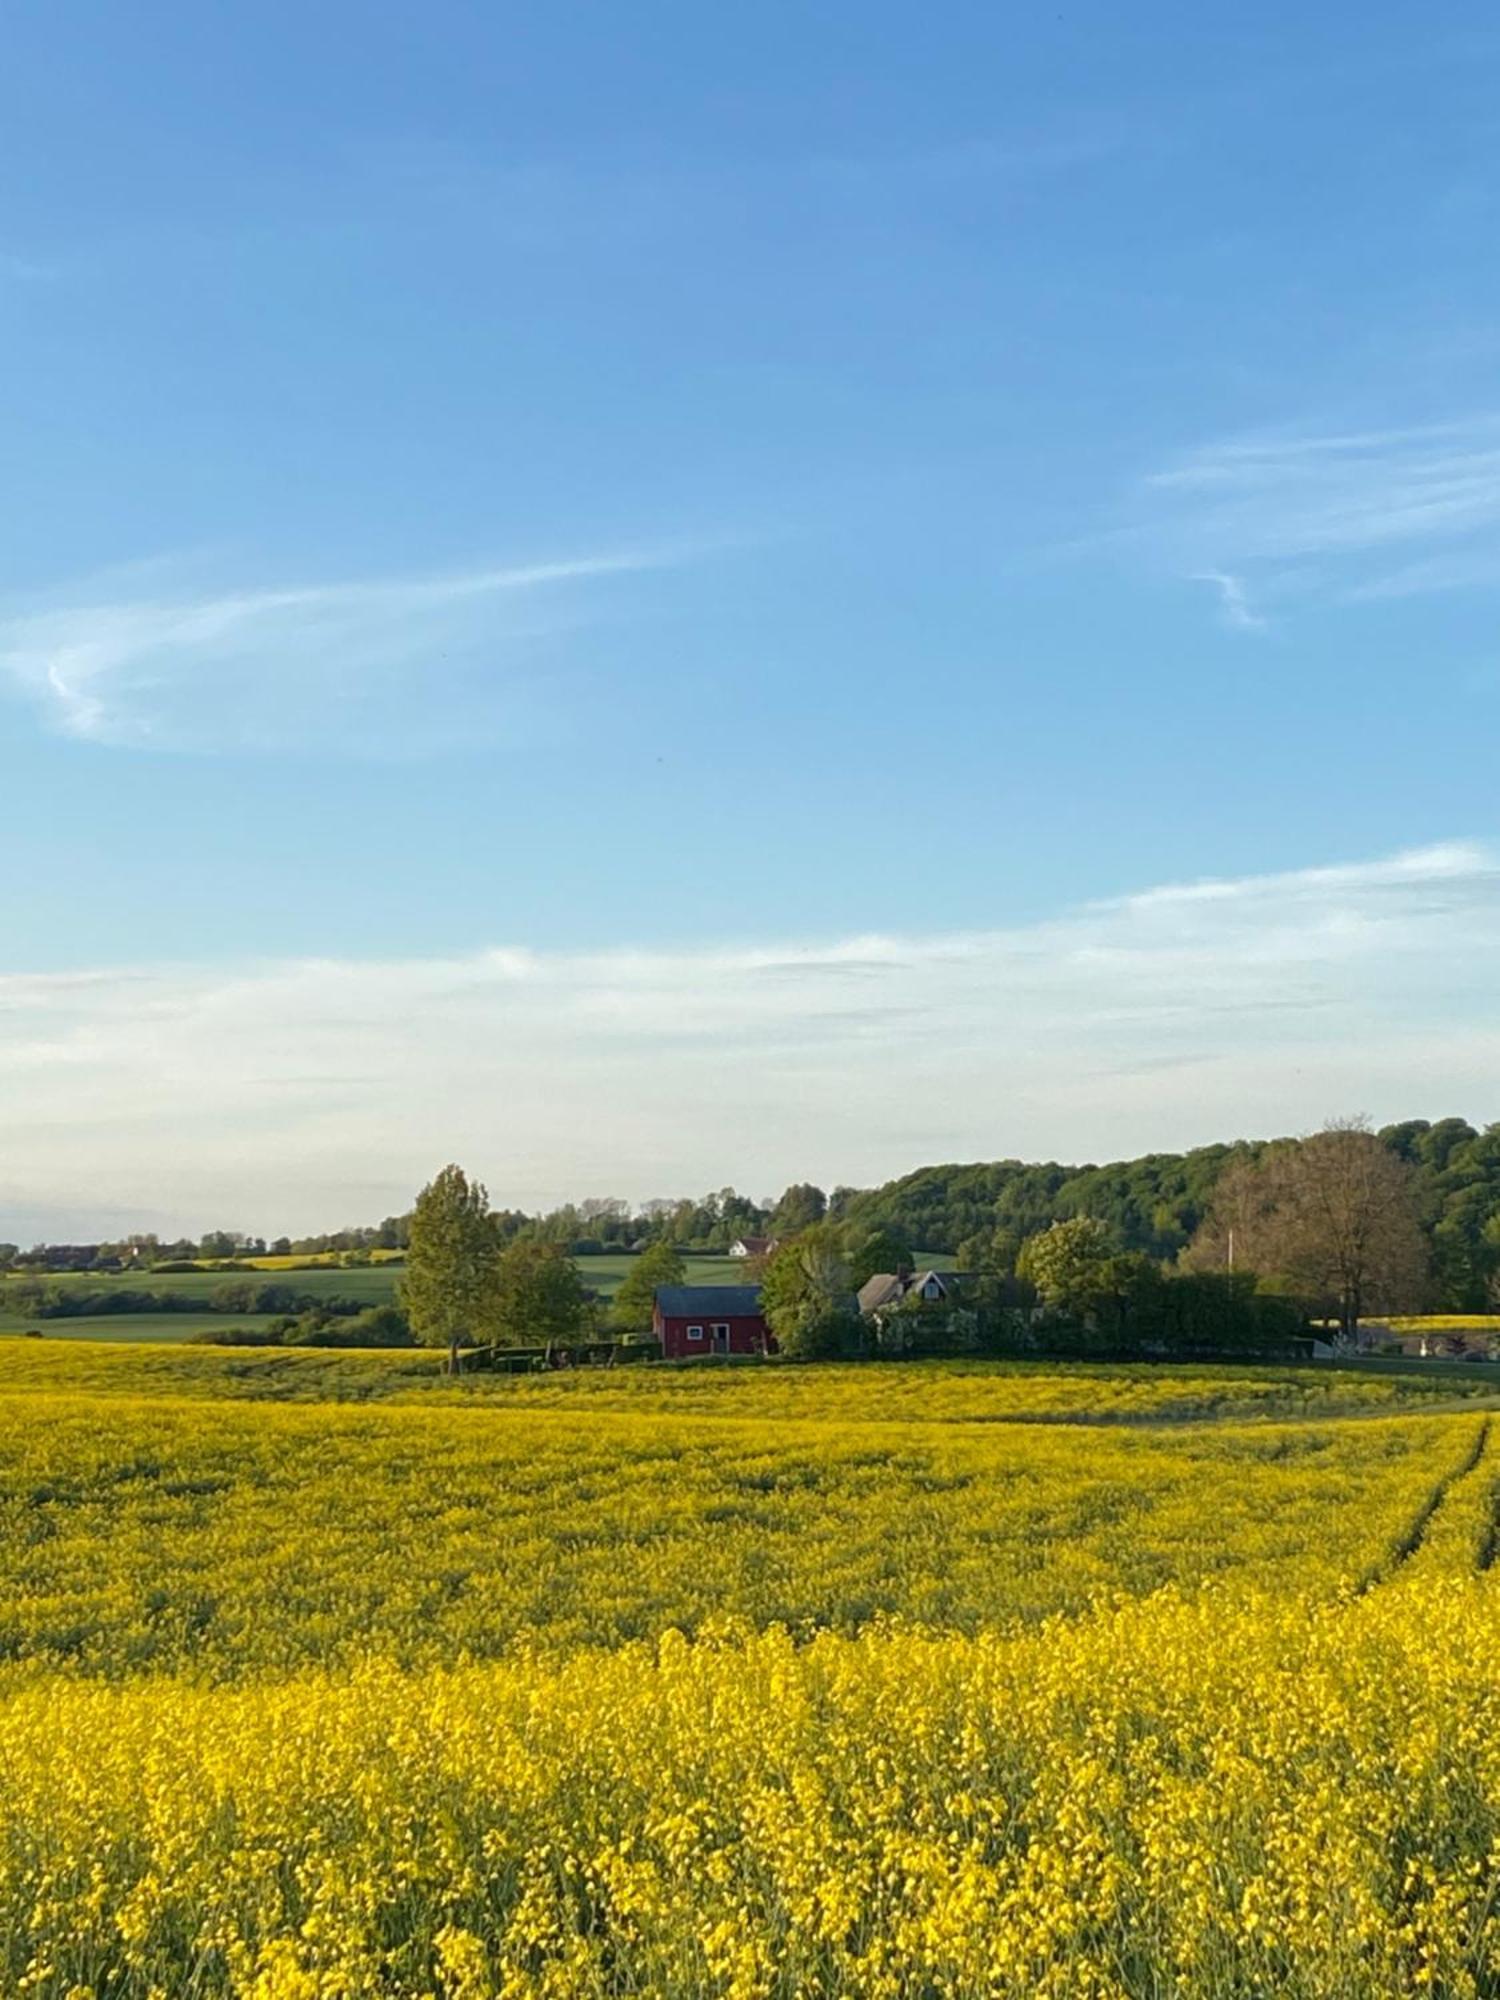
[398,1164,500,1371]
[954,1226,1023,1276]
[770,1183,828,1235]
[492,1241,592,1351]
[760,1221,859,1359]
[1016,1216,1120,1316]
[610,1241,686,1331]
[846,1224,912,1289]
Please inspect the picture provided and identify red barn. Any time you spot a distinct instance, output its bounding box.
[652,1284,773,1360]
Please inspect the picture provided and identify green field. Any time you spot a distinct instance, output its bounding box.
[0,1313,281,1343]
[565,1251,748,1295]
[0,1262,401,1308]
[0,1251,751,1335]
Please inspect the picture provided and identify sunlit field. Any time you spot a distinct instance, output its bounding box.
[1388,1313,1500,1333]
[3,1347,1500,1995]
[2,1337,1493,1411]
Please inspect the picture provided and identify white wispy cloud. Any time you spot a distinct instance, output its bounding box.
[3,843,1495,1238]
[0,550,678,753]
[1191,569,1265,631]
[1138,415,1500,621]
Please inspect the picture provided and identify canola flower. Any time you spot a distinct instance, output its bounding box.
[4,1576,1500,1997]
[0,1338,1486,1419]
[0,1352,1497,1996]
[0,1391,1467,1677]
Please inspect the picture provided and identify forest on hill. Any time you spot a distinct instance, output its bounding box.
[835,1117,1500,1310]
[834,1147,1237,1266]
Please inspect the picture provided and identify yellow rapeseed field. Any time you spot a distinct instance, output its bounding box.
[0,1337,1487,1415]
[1,1344,1498,1996]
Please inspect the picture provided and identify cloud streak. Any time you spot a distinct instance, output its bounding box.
[1191,569,1265,631]
[0,550,678,753]
[3,842,1496,1238]
[1138,416,1500,622]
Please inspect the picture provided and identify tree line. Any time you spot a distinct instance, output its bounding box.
[403,1121,1428,1366]
[0,1185,829,1272]
[4,1279,381,1321]
[0,1224,412,1271]
[754,1215,1309,1361]
[8,1115,1492,1317]
[832,1115,1498,1313]
[754,1120,1430,1356]
[121,1122,1446,1360]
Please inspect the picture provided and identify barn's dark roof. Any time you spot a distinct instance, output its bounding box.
[655,1285,763,1317]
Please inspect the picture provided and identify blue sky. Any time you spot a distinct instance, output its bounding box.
[4,4,1500,1232]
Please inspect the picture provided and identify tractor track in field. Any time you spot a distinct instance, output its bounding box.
[1356,1415,1491,1593]
[1476,1465,1500,1573]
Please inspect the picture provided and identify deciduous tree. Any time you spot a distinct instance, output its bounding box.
[760,1222,859,1358]
[492,1241,592,1352]
[770,1183,828,1235]
[610,1241,686,1332]
[846,1225,912,1289]
[1189,1118,1428,1344]
[399,1164,500,1371]
[1016,1217,1119,1316]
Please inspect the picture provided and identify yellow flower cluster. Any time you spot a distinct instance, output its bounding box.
[4,1575,1500,1997]
[0,1388,1463,1676]
[0,1337,1485,1420]
[0,1350,1496,1995]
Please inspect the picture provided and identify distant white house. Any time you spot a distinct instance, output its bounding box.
[728,1236,778,1260]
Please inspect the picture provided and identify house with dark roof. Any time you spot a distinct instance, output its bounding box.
[728,1235,778,1260]
[856,1270,962,1316]
[653,1284,773,1359]
[855,1269,992,1357]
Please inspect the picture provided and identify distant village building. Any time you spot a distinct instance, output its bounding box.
[653,1285,773,1359]
[728,1236,777,1261]
[853,1269,985,1357]
[856,1270,963,1316]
